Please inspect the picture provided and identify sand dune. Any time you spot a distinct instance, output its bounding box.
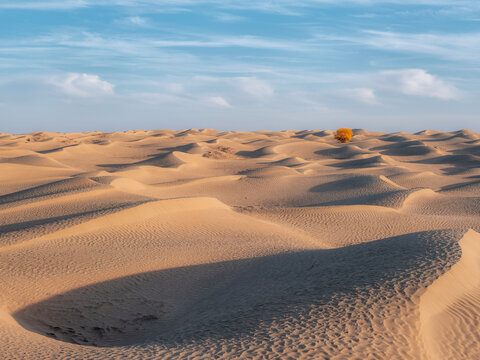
[0,129,479,359]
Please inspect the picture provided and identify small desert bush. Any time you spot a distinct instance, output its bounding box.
[334,128,353,143]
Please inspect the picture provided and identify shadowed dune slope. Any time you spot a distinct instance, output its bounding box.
[0,129,479,359]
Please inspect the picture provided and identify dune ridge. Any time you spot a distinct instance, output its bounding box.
[0,129,479,359]
[420,230,480,360]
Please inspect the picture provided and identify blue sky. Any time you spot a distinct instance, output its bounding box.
[1,0,479,133]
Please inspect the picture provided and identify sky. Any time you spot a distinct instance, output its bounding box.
[1,0,480,133]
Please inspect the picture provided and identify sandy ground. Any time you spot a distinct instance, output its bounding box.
[0,128,479,359]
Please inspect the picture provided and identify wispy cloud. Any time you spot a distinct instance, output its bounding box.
[152,36,303,51]
[342,88,379,104]
[207,96,232,108]
[190,75,275,99]
[48,73,114,97]
[317,30,480,61]
[120,16,151,27]
[2,0,480,12]
[0,1,87,10]
[210,12,246,23]
[363,30,480,61]
[232,77,274,98]
[12,30,303,66]
[0,30,306,82]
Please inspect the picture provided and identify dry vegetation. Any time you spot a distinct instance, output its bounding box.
[334,128,353,143]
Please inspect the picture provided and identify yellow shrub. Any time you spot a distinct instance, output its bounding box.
[334,128,353,143]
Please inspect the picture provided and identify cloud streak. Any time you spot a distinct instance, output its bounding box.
[2,0,480,12]
[342,88,379,104]
[317,30,480,61]
[152,36,303,51]
[232,77,274,98]
[207,96,232,108]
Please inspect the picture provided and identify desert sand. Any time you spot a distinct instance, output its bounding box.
[0,128,479,359]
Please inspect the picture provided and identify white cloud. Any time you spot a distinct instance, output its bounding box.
[207,96,232,108]
[342,87,378,104]
[49,73,114,97]
[232,77,274,98]
[123,16,150,27]
[378,69,459,99]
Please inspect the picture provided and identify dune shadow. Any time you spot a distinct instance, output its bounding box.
[97,152,183,170]
[0,202,148,246]
[378,135,411,142]
[325,155,389,168]
[307,175,410,207]
[451,144,480,156]
[13,230,463,348]
[305,190,407,207]
[0,177,101,206]
[407,154,480,175]
[309,176,383,192]
[314,146,371,160]
[420,132,478,143]
[156,143,202,154]
[37,144,79,154]
[371,141,437,156]
[411,154,480,166]
[292,130,333,139]
[439,179,480,192]
[236,146,277,158]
